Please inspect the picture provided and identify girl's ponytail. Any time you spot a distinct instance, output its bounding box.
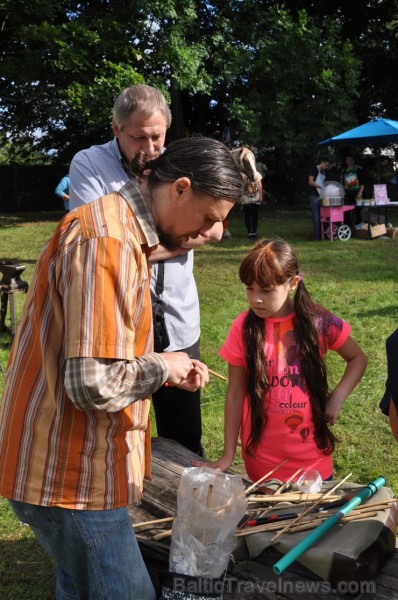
[294,282,337,454]
[243,309,268,455]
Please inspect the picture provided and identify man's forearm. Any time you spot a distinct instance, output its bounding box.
[65,354,167,412]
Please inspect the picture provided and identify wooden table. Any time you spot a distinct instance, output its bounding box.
[130,437,398,599]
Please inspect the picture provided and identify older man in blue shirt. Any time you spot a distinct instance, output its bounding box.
[69,84,221,456]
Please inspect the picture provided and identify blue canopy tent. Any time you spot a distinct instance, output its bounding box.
[318,117,398,182]
[318,117,398,146]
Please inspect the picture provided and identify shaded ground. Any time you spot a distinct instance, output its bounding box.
[0,211,65,228]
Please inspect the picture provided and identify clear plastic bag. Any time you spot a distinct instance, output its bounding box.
[169,467,247,579]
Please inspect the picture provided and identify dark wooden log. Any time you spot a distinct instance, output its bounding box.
[129,438,398,599]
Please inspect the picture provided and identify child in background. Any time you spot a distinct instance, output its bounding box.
[196,239,367,482]
[55,174,70,211]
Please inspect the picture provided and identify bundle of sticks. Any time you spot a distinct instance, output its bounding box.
[133,460,395,542]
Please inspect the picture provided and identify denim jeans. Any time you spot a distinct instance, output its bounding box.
[9,500,156,600]
[309,194,322,240]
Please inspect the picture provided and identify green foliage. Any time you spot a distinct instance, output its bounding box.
[0,0,363,162]
[2,1,398,163]
[239,6,361,154]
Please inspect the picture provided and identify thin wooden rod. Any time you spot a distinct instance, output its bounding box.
[245,459,289,495]
[133,516,174,529]
[207,368,227,381]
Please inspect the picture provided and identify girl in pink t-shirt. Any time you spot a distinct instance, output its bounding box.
[197,239,367,482]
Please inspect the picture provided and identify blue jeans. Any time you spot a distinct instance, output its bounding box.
[9,500,156,600]
[309,194,322,240]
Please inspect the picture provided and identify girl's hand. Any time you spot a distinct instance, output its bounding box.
[191,456,232,472]
[327,336,368,425]
[325,392,345,425]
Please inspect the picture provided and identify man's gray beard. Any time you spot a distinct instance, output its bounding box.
[157,230,183,252]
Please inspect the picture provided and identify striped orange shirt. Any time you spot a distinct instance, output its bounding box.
[0,183,161,509]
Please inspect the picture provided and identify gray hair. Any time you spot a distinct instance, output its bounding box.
[113,84,172,130]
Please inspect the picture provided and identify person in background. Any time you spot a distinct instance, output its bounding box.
[69,84,216,456]
[308,157,330,240]
[341,153,364,203]
[194,238,367,482]
[256,158,267,203]
[231,145,263,239]
[222,218,232,238]
[379,328,398,440]
[55,174,70,210]
[341,153,365,225]
[0,137,244,600]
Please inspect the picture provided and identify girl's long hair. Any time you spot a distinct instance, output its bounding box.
[239,239,336,456]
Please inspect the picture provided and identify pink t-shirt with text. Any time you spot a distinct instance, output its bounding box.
[219,307,351,482]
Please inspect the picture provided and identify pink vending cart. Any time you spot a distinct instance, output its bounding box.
[320,205,355,241]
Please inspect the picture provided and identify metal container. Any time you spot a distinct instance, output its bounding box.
[321,196,344,207]
[321,181,345,207]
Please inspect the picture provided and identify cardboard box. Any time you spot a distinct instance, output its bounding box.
[355,223,387,239]
[371,223,388,237]
[387,227,398,239]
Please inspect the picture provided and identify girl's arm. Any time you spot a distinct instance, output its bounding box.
[388,400,398,442]
[326,336,367,425]
[191,364,246,470]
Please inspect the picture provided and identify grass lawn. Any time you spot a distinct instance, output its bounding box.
[1,203,398,598]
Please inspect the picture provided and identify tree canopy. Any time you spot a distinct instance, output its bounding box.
[1,0,398,163]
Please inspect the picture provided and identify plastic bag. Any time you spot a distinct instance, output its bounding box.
[169,467,247,579]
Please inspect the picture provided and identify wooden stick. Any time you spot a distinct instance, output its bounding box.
[256,468,304,521]
[270,472,352,542]
[153,529,172,541]
[207,368,227,382]
[277,468,304,495]
[289,511,378,533]
[236,516,299,537]
[349,503,393,514]
[247,493,341,503]
[245,459,289,495]
[206,484,214,508]
[354,498,397,510]
[133,516,174,529]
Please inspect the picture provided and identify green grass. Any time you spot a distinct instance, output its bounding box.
[1,204,398,597]
[0,498,55,600]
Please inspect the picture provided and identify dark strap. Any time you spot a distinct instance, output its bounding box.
[154,261,165,297]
